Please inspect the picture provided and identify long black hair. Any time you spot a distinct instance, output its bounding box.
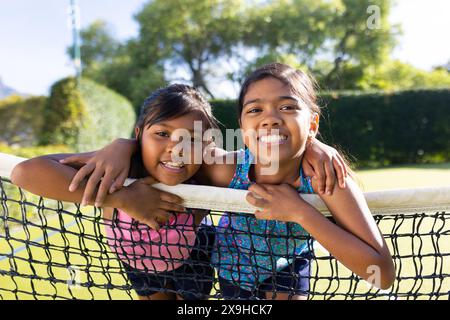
[130,84,219,178]
[238,63,321,118]
[136,84,218,140]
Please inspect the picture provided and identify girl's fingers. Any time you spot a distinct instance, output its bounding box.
[248,184,271,199]
[69,163,95,192]
[332,157,346,189]
[159,200,186,213]
[335,152,348,185]
[141,209,170,230]
[254,209,271,220]
[82,169,104,206]
[246,192,269,208]
[109,169,128,194]
[154,210,171,223]
[95,171,116,207]
[314,162,326,195]
[324,159,336,195]
[159,190,184,205]
[59,155,81,165]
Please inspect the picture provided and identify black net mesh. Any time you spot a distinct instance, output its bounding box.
[1,177,449,300]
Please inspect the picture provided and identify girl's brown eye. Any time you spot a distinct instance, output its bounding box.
[280,105,299,111]
[247,108,261,114]
[156,131,169,137]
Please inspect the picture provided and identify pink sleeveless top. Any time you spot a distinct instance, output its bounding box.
[105,209,196,272]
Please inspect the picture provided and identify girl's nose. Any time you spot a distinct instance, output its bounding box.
[261,110,282,129]
[166,139,184,157]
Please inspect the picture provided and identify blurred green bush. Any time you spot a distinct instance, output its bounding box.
[0,95,47,146]
[39,77,136,152]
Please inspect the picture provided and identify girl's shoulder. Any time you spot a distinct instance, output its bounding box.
[195,147,238,188]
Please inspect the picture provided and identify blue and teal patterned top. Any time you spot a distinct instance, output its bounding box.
[211,148,315,290]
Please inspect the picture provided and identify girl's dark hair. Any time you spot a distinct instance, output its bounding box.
[130,84,218,178]
[238,63,356,178]
[135,84,218,140]
[238,62,321,117]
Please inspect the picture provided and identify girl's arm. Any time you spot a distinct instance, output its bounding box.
[246,178,396,290]
[60,138,139,206]
[194,139,348,190]
[194,147,237,187]
[10,154,185,230]
[62,138,348,205]
[302,138,348,195]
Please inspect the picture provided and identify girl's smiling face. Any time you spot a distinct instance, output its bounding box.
[136,112,206,186]
[240,76,319,164]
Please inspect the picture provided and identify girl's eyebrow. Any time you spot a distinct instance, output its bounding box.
[243,96,299,107]
[243,98,261,107]
[278,96,299,103]
[152,123,196,133]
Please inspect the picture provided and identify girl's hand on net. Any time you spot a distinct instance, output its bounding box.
[62,138,137,207]
[246,184,312,222]
[302,138,348,196]
[116,176,186,230]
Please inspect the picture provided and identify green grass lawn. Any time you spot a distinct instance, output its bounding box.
[355,162,450,191]
[1,163,449,300]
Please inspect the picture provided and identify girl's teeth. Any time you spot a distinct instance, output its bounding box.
[163,162,184,168]
[259,135,287,143]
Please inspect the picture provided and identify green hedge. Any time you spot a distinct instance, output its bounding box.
[0,95,47,146]
[40,77,136,152]
[211,89,450,167]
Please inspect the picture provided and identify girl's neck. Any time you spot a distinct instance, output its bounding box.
[251,156,303,187]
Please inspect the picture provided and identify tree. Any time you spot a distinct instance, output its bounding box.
[361,60,450,90]
[239,0,398,90]
[70,20,165,111]
[433,60,450,73]
[135,0,246,98]
[243,0,334,67]
[319,0,398,90]
[231,0,335,84]
[71,0,450,100]
[67,20,120,76]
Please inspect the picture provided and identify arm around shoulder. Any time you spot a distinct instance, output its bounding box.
[194,148,237,187]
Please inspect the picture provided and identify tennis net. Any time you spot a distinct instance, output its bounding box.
[1,152,449,300]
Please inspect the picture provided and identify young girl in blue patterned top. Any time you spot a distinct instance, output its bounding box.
[203,63,395,299]
[211,147,315,299]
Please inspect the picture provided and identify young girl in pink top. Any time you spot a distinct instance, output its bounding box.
[12,84,218,300]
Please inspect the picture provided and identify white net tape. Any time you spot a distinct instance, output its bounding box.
[2,152,450,216]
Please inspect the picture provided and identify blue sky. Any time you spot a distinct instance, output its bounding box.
[0,0,449,97]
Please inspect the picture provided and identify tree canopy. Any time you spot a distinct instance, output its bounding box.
[71,0,450,110]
